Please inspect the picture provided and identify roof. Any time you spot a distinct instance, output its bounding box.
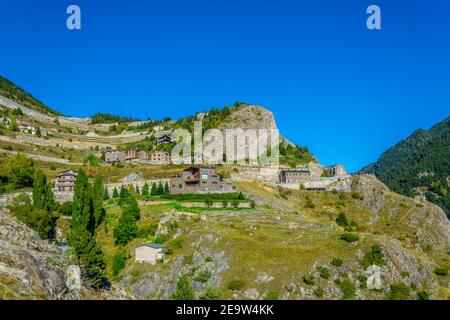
[136,244,163,249]
[183,166,214,172]
[56,169,78,177]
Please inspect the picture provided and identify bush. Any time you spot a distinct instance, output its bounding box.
[170,276,196,300]
[362,244,386,268]
[303,274,315,285]
[200,286,223,300]
[154,234,169,244]
[331,257,343,266]
[387,282,411,300]
[194,270,212,283]
[264,291,279,300]
[318,267,330,280]
[340,278,356,299]
[205,256,213,262]
[339,233,360,242]
[358,274,367,289]
[112,253,127,276]
[182,255,194,265]
[170,239,183,249]
[351,192,363,200]
[417,291,430,300]
[227,280,245,291]
[434,268,448,276]
[336,212,349,227]
[304,197,315,208]
[314,287,325,298]
[137,223,157,238]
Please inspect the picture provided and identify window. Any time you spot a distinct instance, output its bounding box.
[201,173,208,180]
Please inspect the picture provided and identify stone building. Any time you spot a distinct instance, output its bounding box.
[279,169,311,184]
[326,164,347,176]
[149,150,171,164]
[170,166,235,194]
[105,150,125,164]
[18,122,38,135]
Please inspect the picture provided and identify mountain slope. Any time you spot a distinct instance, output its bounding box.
[362,117,450,217]
[0,76,61,116]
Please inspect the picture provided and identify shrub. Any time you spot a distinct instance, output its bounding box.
[434,268,448,276]
[303,274,315,285]
[170,276,196,300]
[137,223,157,238]
[358,274,367,289]
[264,291,279,300]
[417,291,430,300]
[387,282,411,300]
[362,244,386,268]
[314,287,325,298]
[304,197,315,208]
[318,267,330,280]
[182,255,194,265]
[227,280,245,291]
[194,270,212,283]
[154,234,169,244]
[112,253,127,276]
[336,212,349,227]
[331,257,343,267]
[205,256,213,262]
[351,192,363,200]
[170,239,183,249]
[200,286,223,300]
[340,278,356,299]
[339,233,359,242]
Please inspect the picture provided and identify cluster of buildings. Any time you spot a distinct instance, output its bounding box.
[104,149,171,165]
[278,164,350,191]
[170,166,235,194]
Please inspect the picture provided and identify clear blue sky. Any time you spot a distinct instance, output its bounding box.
[1,0,449,172]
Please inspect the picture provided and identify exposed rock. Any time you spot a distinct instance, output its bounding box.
[66,265,82,291]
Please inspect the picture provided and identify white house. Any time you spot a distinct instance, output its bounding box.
[135,244,164,264]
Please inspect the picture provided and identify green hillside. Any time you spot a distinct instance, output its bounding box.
[362,117,450,218]
[0,76,61,116]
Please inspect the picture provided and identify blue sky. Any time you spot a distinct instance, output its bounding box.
[0,0,449,172]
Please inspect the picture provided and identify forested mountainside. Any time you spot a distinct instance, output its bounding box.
[0,76,61,116]
[363,117,450,218]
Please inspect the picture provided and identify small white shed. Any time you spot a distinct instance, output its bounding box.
[135,244,164,264]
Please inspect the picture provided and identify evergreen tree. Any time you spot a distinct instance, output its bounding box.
[142,182,149,196]
[31,169,55,239]
[104,186,110,200]
[151,182,157,196]
[92,175,106,230]
[112,187,119,198]
[69,169,108,288]
[123,194,140,221]
[135,184,140,195]
[164,181,170,195]
[113,208,138,246]
[119,186,129,205]
[157,182,164,195]
[170,276,196,300]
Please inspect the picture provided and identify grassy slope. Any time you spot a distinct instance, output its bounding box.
[95,179,449,300]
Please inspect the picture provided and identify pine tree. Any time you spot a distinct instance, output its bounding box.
[157,182,164,195]
[104,186,110,200]
[151,182,157,196]
[119,186,129,205]
[69,169,109,289]
[135,184,140,195]
[142,182,149,196]
[113,208,138,246]
[164,181,170,195]
[123,194,140,221]
[112,187,119,198]
[31,169,55,239]
[170,276,196,300]
[92,175,106,230]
